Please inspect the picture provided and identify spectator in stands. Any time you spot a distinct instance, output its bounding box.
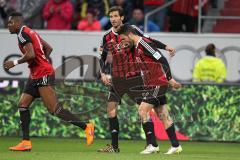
[71,0,81,29]
[193,43,227,83]
[129,8,160,32]
[169,0,208,32]
[0,0,7,28]
[43,0,73,30]
[144,0,166,30]
[21,0,47,29]
[80,0,109,28]
[77,8,101,31]
[0,0,47,29]
[111,0,133,23]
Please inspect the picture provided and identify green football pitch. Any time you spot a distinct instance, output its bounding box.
[0,137,239,160]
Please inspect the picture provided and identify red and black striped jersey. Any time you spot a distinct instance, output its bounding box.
[99,25,167,78]
[18,26,54,79]
[100,27,139,78]
[134,37,172,87]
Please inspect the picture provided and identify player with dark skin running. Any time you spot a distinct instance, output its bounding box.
[4,12,94,151]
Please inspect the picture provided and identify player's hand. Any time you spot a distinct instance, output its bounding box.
[101,73,112,86]
[105,52,113,64]
[168,78,182,89]
[4,61,15,70]
[166,45,176,57]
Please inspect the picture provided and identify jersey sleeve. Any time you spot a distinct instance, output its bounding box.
[99,35,111,74]
[132,25,166,50]
[18,31,32,46]
[139,38,172,81]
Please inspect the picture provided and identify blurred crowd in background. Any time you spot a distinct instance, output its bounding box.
[0,0,219,32]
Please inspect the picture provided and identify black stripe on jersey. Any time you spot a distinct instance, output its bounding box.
[140,39,162,60]
[131,25,144,35]
[132,25,150,38]
[128,47,135,77]
[110,33,119,77]
[100,29,112,48]
[18,31,32,46]
[117,35,126,77]
[115,34,125,77]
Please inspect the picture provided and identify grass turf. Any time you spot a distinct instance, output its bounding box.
[0,137,239,160]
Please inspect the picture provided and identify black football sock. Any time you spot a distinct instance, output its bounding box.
[166,123,179,147]
[55,106,87,130]
[142,122,149,147]
[142,121,158,147]
[109,116,119,149]
[19,107,30,140]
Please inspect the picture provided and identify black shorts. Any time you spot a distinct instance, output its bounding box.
[23,74,55,98]
[108,76,144,104]
[137,86,168,106]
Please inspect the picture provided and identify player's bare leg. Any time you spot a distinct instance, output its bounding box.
[154,105,173,128]
[98,102,120,152]
[9,93,34,151]
[154,105,182,154]
[139,102,159,154]
[38,86,94,146]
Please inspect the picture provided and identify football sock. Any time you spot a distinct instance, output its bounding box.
[166,123,179,147]
[55,106,87,130]
[142,121,158,147]
[19,107,30,140]
[109,116,119,149]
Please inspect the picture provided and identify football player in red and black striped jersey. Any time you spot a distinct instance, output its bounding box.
[98,6,181,154]
[4,12,94,151]
[117,24,183,154]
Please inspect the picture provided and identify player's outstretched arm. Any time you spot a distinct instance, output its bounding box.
[139,38,173,81]
[4,43,35,70]
[41,38,53,57]
[132,25,176,56]
[99,47,112,86]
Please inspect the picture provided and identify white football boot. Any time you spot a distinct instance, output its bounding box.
[140,144,159,154]
[164,145,183,155]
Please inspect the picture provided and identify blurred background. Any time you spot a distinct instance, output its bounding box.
[0,0,239,142]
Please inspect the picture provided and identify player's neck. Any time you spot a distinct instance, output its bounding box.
[112,27,118,33]
[16,25,24,34]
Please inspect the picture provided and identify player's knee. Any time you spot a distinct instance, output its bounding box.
[107,103,118,118]
[160,112,168,120]
[18,101,29,108]
[108,109,117,118]
[138,108,148,120]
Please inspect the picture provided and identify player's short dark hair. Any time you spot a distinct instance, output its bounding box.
[205,43,216,56]
[117,24,136,35]
[109,6,124,17]
[9,12,23,17]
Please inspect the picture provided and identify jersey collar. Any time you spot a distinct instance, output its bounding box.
[17,25,26,36]
[111,27,118,35]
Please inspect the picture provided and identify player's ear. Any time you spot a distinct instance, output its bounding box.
[121,16,124,21]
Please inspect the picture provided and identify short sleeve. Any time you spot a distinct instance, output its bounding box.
[18,32,32,46]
